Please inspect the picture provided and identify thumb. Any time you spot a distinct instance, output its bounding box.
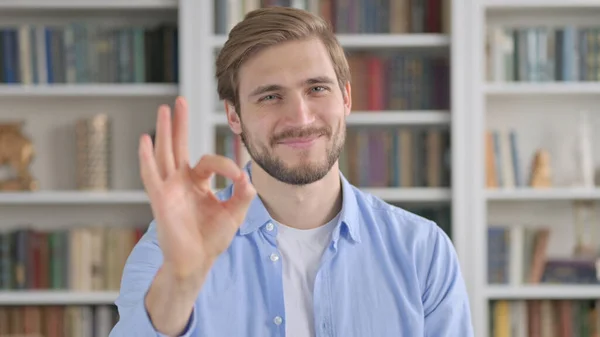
[222,171,257,224]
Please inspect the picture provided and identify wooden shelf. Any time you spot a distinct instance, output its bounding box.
[0,0,177,9]
[486,187,600,201]
[212,111,451,126]
[486,285,600,299]
[0,84,178,98]
[212,34,451,49]
[0,291,119,305]
[0,191,149,205]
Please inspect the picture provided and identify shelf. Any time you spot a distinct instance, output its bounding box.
[0,84,179,98]
[484,0,600,9]
[0,190,149,205]
[347,111,451,125]
[485,82,600,96]
[362,187,451,202]
[0,0,177,9]
[212,34,450,49]
[486,285,600,299]
[0,188,449,205]
[212,111,451,126]
[0,291,118,305]
[486,187,600,201]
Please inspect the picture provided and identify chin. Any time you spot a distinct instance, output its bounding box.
[280,153,328,167]
[254,153,336,186]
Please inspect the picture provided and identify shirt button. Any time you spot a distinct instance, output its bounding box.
[270,253,279,262]
[273,316,283,325]
[266,222,274,231]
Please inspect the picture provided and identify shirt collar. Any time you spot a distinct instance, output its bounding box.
[233,161,361,244]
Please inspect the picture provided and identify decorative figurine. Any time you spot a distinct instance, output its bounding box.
[529,149,552,188]
[0,122,37,191]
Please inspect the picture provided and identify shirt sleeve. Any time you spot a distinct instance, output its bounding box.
[109,221,198,337]
[422,226,474,337]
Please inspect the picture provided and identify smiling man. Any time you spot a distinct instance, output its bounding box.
[109,6,474,337]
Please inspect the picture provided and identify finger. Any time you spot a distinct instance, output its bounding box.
[191,155,243,183]
[222,171,257,224]
[138,134,162,200]
[154,105,176,178]
[173,97,189,168]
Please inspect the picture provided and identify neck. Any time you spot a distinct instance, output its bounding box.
[250,161,343,230]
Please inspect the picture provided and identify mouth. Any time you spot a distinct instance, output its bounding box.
[277,135,322,148]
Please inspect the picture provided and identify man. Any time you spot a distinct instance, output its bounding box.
[109,6,473,337]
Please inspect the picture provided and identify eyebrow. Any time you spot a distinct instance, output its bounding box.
[248,76,337,99]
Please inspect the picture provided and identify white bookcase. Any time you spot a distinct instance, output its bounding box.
[0,0,479,333]
[470,1,600,336]
[0,0,182,309]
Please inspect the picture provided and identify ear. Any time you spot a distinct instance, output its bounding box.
[225,100,242,134]
[343,81,352,117]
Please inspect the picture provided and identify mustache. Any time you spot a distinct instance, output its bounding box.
[270,126,331,146]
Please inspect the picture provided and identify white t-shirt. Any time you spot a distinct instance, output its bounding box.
[274,213,340,337]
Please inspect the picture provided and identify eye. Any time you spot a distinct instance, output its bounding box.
[310,86,329,94]
[259,94,278,102]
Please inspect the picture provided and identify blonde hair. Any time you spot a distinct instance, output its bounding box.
[215,6,350,114]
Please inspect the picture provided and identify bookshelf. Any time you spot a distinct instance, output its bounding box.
[472,0,600,336]
[0,0,182,333]
[0,0,477,335]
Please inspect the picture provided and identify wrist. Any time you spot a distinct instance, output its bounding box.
[160,259,213,292]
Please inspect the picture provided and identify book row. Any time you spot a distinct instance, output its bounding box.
[0,304,117,337]
[215,126,451,189]
[0,23,178,85]
[342,127,450,188]
[214,0,449,35]
[488,225,599,285]
[0,226,145,291]
[489,299,600,337]
[487,26,600,83]
[347,53,450,111]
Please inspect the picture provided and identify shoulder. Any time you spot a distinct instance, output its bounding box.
[352,186,445,244]
[352,186,459,281]
[351,187,457,269]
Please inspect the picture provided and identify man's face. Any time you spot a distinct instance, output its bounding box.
[228,37,351,185]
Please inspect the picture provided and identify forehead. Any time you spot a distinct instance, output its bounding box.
[237,37,337,96]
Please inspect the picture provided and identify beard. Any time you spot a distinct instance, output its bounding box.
[239,119,345,186]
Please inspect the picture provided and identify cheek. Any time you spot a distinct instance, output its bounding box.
[310,95,345,115]
[243,119,274,142]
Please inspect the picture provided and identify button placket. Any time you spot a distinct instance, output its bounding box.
[264,221,284,333]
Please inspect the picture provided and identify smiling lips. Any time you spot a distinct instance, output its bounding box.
[278,135,321,148]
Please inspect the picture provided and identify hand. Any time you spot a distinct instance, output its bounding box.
[138,97,256,282]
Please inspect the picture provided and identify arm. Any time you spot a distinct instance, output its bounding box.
[109,221,200,337]
[422,226,474,337]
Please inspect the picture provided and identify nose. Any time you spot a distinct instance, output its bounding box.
[283,93,315,126]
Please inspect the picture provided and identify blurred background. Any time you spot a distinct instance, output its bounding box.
[0,0,598,336]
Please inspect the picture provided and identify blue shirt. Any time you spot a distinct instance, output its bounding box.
[109,163,474,337]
